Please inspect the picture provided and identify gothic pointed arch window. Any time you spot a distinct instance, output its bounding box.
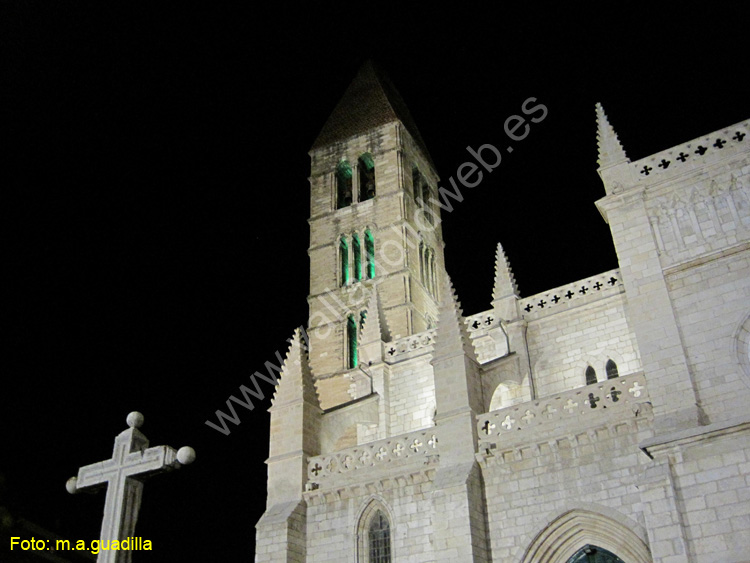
[365,228,375,279]
[336,160,353,209]
[358,153,376,202]
[347,314,358,369]
[368,510,391,562]
[606,359,619,379]
[357,501,393,563]
[353,234,362,281]
[586,365,597,385]
[340,236,349,286]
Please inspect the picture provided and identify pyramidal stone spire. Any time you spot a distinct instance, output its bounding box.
[596,103,629,168]
[492,242,519,301]
[311,60,434,167]
[271,328,319,408]
[433,275,478,364]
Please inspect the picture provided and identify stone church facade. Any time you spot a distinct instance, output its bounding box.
[255,62,750,562]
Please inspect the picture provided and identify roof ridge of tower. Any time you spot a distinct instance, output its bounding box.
[311,60,435,167]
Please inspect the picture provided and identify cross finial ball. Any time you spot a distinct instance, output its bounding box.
[177,446,196,465]
[126,411,144,428]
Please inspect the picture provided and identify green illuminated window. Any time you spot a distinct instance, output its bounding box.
[347,314,358,369]
[365,229,375,279]
[353,234,362,281]
[359,153,376,202]
[337,161,353,209]
[340,236,349,286]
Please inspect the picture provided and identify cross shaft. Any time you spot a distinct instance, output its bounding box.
[67,412,194,563]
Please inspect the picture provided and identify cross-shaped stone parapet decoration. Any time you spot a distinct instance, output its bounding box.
[326,457,338,473]
[607,387,622,403]
[481,420,496,436]
[585,393,600,409]
[629,381,644,397]
[410,439,423,453]
[501,414,515,430]
[428,435,438,448]
[66,412,195,563]
[342,455,354,470]
[392,443,405,457]
[541,404,557,418]
[521,410,535,424]
[563,398,578,414]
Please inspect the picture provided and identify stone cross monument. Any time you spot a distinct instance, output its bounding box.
[66,411,195,563]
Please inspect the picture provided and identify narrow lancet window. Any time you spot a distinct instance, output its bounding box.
[368,510,391,563]
[606,359,619,379]
[358,153,376,201]
[365,229,375,279]
[347,314,358,369]
[412,167,422,204]
[353,234,362,281]
[340,236,349,286]
[585,365,597,385]
[360,310,367,330]
[336,160,353,209]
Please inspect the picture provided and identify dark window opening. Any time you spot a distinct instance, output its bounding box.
[585,366,597,385]
[359,154,376,202]
[368,510,391,563]
[347,315,358,369]
[412,167,422,204]
[336,161,353,209]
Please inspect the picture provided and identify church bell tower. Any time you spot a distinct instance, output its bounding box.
[306,61,446,409]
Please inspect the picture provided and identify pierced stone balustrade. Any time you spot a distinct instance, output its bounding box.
[307,429,439,482]
[465,311,500,333]
[476,372,648,449]
[518,269,622,319]
[383,329,436,362]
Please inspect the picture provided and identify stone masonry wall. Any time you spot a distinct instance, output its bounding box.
[666,246,750,425]
[667,426,750,562]
[526,292,641,399]
[387,352,436,436]
[480,412,654,561]
[304,470,436,563]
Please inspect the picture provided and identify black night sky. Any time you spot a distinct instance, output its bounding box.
[4,3,749,561]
